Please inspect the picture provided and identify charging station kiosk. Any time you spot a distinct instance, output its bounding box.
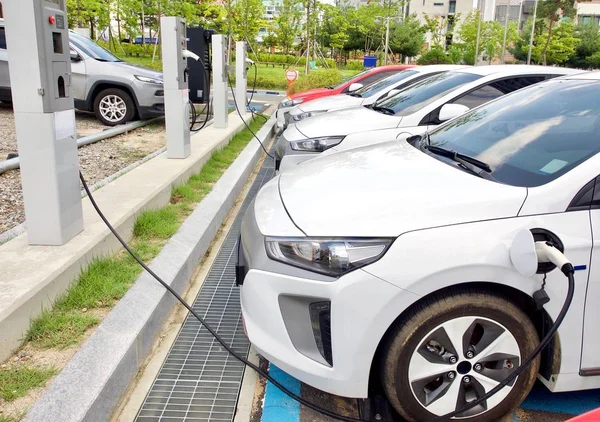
[4,0,83,245]
[161,16,191,159]
[212,34,228,129]
[235,41,248,112]
[187,27,212,105]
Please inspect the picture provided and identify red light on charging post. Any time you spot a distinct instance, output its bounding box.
[49,15,56,25]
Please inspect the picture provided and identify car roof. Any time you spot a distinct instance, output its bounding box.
[562,70,600,80]
[371,65,415,72]
[414,64,468,73]
[456,64,583,76]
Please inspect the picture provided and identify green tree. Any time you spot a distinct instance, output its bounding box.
[535,0,586,64]
[67,0,111,39]
[416,47,452,64]
[274,0,303,53]
[423,15,446,48]
[231,0,265,43]
[318,4,349,61]
[390,14,425,60]
[530,21,578,64]
[457,10,517,64]
[570,22,600,67]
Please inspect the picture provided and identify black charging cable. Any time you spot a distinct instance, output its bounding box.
[246,63,268,124]
[190,58,211,133]
[227,71,274,159]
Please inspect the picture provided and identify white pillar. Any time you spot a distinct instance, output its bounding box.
[4,0,83,245]
[236,41,248,111]
[212,34,229,128]
[161,16,191,159]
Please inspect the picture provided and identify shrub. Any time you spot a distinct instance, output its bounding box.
[287,69,342,95]
[345,60,364,70]
[417,48,453,65]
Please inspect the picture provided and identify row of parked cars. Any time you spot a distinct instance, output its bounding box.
[237,64,600,421]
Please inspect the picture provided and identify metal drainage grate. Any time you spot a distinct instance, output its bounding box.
[135,156,276,422]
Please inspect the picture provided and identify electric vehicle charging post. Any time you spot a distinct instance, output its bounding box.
[3,0,83,246]
[212,34,228,128]
[236,41,248,111]
[161,16,191,159]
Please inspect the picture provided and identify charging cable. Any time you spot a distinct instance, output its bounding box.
[226,71,274,159]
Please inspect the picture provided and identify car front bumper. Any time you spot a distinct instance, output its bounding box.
[238,201,405,398]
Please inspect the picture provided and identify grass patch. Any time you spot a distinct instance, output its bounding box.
[23,115,267,351]
[0,366,56,402]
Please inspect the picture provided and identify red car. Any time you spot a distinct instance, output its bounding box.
[280,65,414,108]
[568,408,600,421]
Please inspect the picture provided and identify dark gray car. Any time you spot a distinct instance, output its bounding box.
[0,20,165,125]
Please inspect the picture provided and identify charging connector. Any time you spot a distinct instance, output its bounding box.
[536,241,574,275]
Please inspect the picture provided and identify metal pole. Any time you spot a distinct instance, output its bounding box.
[474,0,483,66]
[518,0,523,30]
[305,0,310,74]
[384,17,390,65]
[501,0,510,63]
[527,0,538,64]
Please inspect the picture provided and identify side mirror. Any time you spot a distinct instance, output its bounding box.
[348,82,363,92]
[438,103,470,122]
[387,89,400,98]
[70,51,81,62]
[510,229,537,277]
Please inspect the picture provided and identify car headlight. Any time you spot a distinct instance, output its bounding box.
[135,75,163,85]
[292,110,325,122]
[280,98,304,108]
[265,237,393,277]
[290,136,344,152]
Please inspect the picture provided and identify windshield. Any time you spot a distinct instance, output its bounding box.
[426,78,600,187]
[353,70,419,98]
[331,69,370,90]
[377,72,481,116]
[69,32,122,62]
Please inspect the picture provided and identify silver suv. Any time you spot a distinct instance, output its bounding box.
[0,20,165,126]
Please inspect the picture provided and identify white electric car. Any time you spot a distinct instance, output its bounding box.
[238,72,600,421]
[276,65,582,172]
[284,65,466,126]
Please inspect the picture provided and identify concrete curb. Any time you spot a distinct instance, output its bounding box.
[23,115,277,422]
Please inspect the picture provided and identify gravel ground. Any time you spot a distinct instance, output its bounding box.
[0,105,165,234]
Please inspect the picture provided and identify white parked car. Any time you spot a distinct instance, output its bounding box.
[284,65,467,126]
[276,65,582,172]
[238,72,600,421]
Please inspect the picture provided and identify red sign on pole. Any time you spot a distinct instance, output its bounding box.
[286,69,299,83]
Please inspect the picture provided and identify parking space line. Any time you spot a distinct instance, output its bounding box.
[261,364,301,422]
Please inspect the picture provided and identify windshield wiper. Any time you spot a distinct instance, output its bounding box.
[425,145,493,173]
[370,105,395,116]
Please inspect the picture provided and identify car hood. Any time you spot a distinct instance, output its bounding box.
[291,87,334,100]
[278,141,527,237]
[297,94,363,113]
[109,61,163,79]
[294,107,401,139]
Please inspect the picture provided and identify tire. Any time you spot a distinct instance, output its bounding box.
[379,289,540,422]
[93,88,135,126]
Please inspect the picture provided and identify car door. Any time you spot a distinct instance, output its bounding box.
[0,25,12,101]
[580,178,600,374]
[69,45,87,103]
[424,76,548,132]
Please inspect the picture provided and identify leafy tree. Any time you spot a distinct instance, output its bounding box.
[569,23,600,67]
[456,10,517,64]
[230,0,265,43]
[262,30,279,50]
[318,4,349,59]
[389,14,425,60]
[530,21,578,64]
[535,0,585,64]
[274,0,303,53]
[423,15,446,48]
[67,0,111,39]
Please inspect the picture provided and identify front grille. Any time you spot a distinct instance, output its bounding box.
[309,301,333,366]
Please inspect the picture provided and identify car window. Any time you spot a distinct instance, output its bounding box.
[358,70,398,87]
[377,71,482,116]
[0,27,7,50]
[426,79,600,187]
[69,31,122,62]
[353,70,418,98]
[332,70,370,90]
[452,76,547,109]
